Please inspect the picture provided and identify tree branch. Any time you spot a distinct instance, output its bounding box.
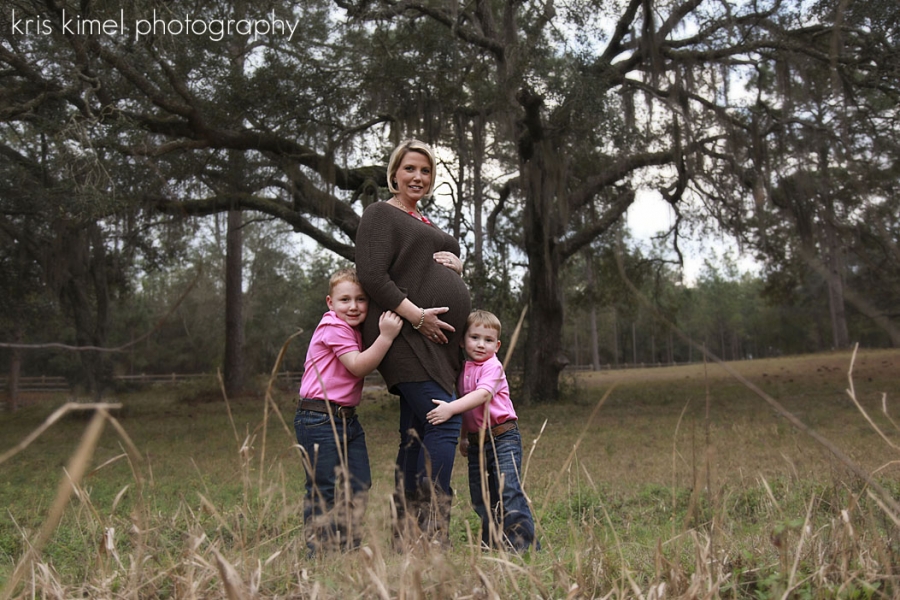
[0,265,202,352]
[149,192,356,260]
[335,0,507,61]
[559,188,635,261]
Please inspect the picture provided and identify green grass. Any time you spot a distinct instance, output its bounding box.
[1,348,899,597]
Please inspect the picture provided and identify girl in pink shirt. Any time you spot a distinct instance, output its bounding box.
[295,268,401,555]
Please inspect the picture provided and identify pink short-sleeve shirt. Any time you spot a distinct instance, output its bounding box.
[459,354,518,434]
[298,311,364,407]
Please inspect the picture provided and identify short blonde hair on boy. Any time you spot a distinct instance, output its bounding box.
[329,267,361,295]
[467,309,501,336]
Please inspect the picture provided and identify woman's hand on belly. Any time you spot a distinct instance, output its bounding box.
[433,251,463,275]
[421,306,454,344]
[396,255,470,345]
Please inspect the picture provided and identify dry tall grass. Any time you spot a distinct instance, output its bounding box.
[1,347,899,598]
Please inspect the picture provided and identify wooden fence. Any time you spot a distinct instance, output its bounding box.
[1,371,384,391]
[112,373,215,385]
[4,364,692,397]
[0,375,70,394]
[566,361,696,371]
[112,372,382,388]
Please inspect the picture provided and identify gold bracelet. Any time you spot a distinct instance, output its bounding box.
[412,308,425,330]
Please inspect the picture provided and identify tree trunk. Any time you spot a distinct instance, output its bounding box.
[667,330,674,364]
[470,114,487,307]
[64,277,102,399]
[585,253,600,370]
[56,221,110,400]
[824,226,850,349]
[452,114,466,241]
[224,209,245,396]
[88,221,110,400]
[612,308,619,367]
[7,328,22,412]
[522,259,567,403]
[573,308,580,366]
[520,125,567,403]
[632,322,637,364]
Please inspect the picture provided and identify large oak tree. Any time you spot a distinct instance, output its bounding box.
[2,0,896,401]
[335,0,900,400]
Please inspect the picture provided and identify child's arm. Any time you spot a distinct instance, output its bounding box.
[338,311,402,377]
[426,388,491,426]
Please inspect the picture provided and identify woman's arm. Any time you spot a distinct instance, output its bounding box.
[356,204,456,344]
[355,204,408,310]
[394,298,454,344]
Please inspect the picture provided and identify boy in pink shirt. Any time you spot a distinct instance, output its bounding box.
[295,268,402,554]
[427,310,538,552]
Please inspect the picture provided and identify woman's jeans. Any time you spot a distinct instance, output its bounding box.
[391,381,461,544]
[394,380,461,498]
[467,425,538,551]
[294,407,370,553]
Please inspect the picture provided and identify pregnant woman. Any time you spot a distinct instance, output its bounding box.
[355,139,471,548]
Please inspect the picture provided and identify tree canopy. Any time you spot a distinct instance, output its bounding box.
[1,0,897,402]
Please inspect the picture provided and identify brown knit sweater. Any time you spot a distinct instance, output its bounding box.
[356,201,471,395]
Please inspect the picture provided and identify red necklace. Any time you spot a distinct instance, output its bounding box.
[393,199,432,226]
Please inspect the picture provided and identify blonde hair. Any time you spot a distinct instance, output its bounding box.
[467,309,502,336]
[329,267,361,295]
[386,139,437,199]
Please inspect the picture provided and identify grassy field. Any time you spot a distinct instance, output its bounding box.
[1,347,899,598]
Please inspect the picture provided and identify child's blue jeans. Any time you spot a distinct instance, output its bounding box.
[294,406,371,553]
[467,424,538,551]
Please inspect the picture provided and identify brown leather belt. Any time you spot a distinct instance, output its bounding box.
[467,419,517,445]
[298,398,356,419]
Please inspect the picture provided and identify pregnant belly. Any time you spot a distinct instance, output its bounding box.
[420,264,471,332]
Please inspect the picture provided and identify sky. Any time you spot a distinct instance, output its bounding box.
[626,189,761,285]
[286,154,760,286]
